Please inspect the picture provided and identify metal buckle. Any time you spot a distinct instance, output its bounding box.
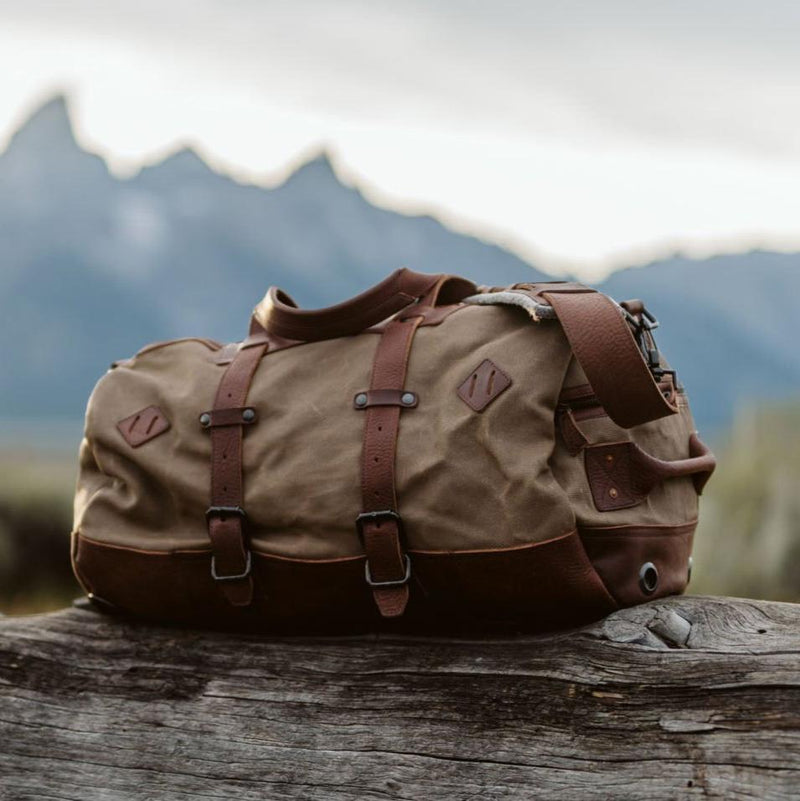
[211,550,252,582]
[356,510,410,587]
[205,505,247,522]
[639,306,659,332]
[206,507,251,581]
[355,509,403,539]
[364,554,411,588]
[621,303,681,388]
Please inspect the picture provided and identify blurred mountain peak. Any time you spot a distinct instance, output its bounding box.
[282,149,345,189]
[148,145,212,175]
[3,94,79,158]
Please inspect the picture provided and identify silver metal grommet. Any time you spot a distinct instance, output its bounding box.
[199,413,211,428]
[242,408,256,422]
[354,393,368,407]
[401,392,416,406]
[639,562,659,595]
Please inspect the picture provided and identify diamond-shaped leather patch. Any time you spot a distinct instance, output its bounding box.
[457,359,512,412]
[117,405,170,447]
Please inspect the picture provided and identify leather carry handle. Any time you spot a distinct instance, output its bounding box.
[539,287,679,429]
[629,432,716,495]
[585,433,716,512]
[258,268,475,342]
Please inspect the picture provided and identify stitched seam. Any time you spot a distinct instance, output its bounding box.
[74,532,365,564]
[409,529,576,556]
[578,520,698,535]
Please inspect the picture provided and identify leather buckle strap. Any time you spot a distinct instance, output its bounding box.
[204,338,267,607]
[358,315,423,618]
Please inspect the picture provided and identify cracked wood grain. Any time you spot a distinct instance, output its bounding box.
[0,595,798,800]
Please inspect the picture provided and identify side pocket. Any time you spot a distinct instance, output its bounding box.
[552,379,708,530]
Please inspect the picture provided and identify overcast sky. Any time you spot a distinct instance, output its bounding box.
[1,0,799,276]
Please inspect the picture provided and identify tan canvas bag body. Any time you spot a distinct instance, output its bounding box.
[72,269,715,631]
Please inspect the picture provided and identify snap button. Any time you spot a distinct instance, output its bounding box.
[199,413,211,428]
[354,393,368,408]
[242,408,256,422]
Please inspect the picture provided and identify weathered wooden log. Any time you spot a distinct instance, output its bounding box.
[0,596,798,800]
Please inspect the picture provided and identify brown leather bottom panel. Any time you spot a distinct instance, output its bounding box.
[579,521,696,607]
[410,533,618,631]
[72,530,619,634]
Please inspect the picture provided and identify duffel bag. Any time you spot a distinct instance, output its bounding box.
[72,268,715,631]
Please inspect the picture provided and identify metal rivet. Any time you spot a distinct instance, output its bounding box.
[401,392,416,406]
[199,413,211,427]
[355,393,368,407]
[605,454,614,464]
[639,562,659,595]
[242,408,256,422]
[608,487,618,499]
[687,556,693,584]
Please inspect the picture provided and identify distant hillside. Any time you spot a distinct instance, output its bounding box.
[0,94,799,432]
[599,252,800,431]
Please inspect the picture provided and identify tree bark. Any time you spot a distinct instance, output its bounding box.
[0,595,798,800]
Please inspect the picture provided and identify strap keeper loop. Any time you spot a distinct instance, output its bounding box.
[205,505,247,522]
[355,509,403,540]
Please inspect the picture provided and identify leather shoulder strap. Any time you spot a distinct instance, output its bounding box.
[533,285,678,428]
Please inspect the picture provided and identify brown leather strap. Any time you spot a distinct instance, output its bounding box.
[259,269,476,342]
[358,315,423,618]
[539,286,678,428]
[205,340,267,606]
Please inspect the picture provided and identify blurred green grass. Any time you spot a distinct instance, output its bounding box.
[0,400,798,616]
[692,401,800,602]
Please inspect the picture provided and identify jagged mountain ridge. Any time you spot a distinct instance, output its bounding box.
[0,95,799,432]
[0,96,547,419]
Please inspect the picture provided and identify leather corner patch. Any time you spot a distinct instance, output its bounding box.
[117,405,171,448]
[457,359,511,412]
